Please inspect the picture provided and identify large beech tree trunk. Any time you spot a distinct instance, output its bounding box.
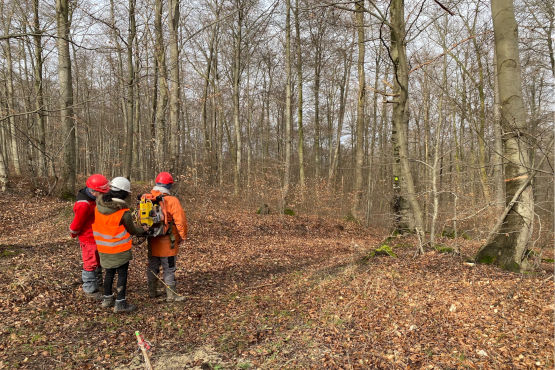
[476,0,534,271]
[56,0,76,196]
[168,0,180,166]
[390,0,425,242]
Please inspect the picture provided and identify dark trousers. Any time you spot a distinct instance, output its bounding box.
[104,262,129,300]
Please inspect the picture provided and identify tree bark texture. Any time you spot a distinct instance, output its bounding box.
[168,0,181,164]
[56,0,76,196]
[124,0,136,179]
[295,0,305,190]
[33,0,47,177]
[232,2,243,196]
[476,0,534,271]
[283,0,292,204]
[390,0,424,237]
[154,0,169,171]
[352,0,365,218]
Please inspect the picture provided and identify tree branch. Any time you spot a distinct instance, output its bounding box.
[432,0,455,16]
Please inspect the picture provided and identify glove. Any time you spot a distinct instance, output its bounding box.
[69,229,79,238]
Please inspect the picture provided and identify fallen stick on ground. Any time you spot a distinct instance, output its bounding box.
[135,331,153,370]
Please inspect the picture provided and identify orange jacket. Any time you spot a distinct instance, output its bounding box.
[148,189,187,257]
[92,208,132,254]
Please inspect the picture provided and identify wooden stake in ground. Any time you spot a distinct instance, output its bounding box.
[135,331,153,370]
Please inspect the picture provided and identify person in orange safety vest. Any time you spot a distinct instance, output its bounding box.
[146,172,188,302]
[93,177,147,313]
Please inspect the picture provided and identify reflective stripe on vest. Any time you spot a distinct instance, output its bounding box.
[92,208,132,254]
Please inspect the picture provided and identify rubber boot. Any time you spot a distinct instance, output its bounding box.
[148,280,163,298]
[82,270,99,296]
[114,299,137,313]
[166,284,186,302]
[101,295,115,308]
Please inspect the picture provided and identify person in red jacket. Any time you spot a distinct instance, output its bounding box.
[69,174,109,299]
[146,172,187,302]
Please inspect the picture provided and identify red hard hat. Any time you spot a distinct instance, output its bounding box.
[155,172,174,184]
[86,174,109,193]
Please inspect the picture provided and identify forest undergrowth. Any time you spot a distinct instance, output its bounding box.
[0,181,553,369]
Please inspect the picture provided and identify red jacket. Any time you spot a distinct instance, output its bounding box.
[69,188,97,244]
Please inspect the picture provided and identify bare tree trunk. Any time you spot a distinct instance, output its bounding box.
[168,0,180,163]
[390,0,424,242]
[1,7,21,176]
[492,49,505,209]
[476,0,534,271]
[201,7,220,183]
[313,45,322,180]
[32,0,47,177]
[245,54,252,190]
[430,52,448,248]
[211,45,224,187]
[154,0,169,171]
[294,0,305,190]
[282,0,292,205]
[366,48,382,224]
[56,0,76,196]
[133,21,142,180]
[352,0,365,218]
[0,86,6,189]
[124,0,136,179]
[0,143,6,191]
[232,3,243,196]
[329,48,351,186]
[473,37,491,202]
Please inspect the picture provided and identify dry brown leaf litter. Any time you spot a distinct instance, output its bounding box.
[0,192,552,369]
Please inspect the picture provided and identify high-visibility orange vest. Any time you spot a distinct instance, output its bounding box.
[92,208,132,254]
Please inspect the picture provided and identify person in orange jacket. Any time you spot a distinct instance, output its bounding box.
[146,172,187,302]
[69,174,109,299]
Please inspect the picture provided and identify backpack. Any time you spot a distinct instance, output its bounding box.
[138,193,169,237]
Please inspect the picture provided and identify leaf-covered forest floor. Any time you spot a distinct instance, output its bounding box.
[0,188,553,369]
